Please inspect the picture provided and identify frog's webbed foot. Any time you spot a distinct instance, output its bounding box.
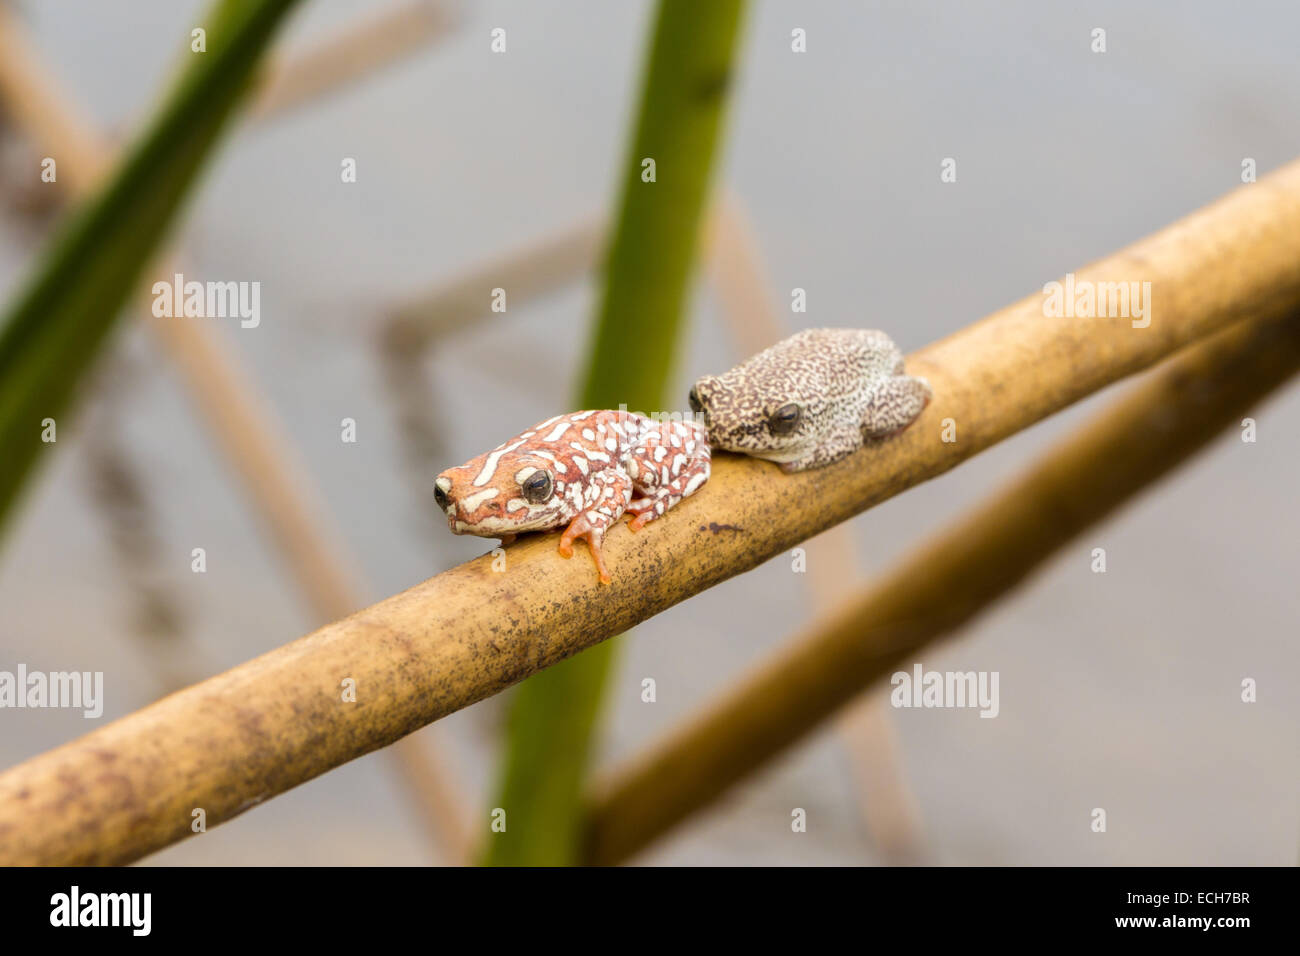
[558,515,611,584]
[774,426,864,472]
[778,442,854,473]
[778,457,816,474]
[556,470,632,584]
[862,374,932,439]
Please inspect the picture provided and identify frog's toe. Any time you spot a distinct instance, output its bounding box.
[572,531,612,583]
[558,518,612,583]
[625,497,659,531]
[590,545,612,584]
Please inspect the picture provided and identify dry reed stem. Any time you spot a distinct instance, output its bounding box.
[250,1,458,120]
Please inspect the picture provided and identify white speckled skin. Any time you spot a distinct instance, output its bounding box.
[434,410,711,582]
[690,328,932,472]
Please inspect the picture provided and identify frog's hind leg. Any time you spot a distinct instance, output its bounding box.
[862,374,933,440]
[557,470,632,584]
[855,329,906,376]
[625,422,711,531]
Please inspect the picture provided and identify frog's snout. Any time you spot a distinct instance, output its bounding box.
[688,375,718,415]
[434,475,452,513]
[688,378,717,438]
[688,384,706,415]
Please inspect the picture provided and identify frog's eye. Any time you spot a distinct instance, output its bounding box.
[521,470,554,504]
[434,485,450,511]
[769,403,802,436]
[688,386,704,413]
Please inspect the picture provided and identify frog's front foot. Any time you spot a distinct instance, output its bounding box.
[558,514,612,584]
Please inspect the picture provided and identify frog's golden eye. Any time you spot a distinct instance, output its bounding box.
[769,403,802,436]
[521,470,554,504]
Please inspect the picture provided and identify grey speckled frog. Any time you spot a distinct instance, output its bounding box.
[689,328,932,472]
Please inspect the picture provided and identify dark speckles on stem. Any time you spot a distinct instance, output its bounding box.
[233,706,268,746]
[700,522,742,534]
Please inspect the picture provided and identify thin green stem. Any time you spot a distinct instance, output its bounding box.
[0,0,302,537]
[483,0,748,866]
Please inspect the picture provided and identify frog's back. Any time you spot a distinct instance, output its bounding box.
[763,329,902,405]
[785,327,901,376]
